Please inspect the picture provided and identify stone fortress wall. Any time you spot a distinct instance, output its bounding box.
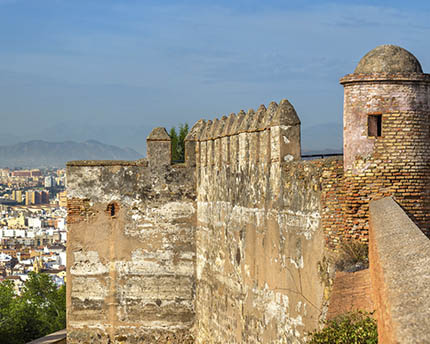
[66,156,197,343]
[192,100,331,343]
[66,45,430,343]
[66,100,344,343]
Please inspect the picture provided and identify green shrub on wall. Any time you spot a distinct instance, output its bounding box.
[308,311,377,344]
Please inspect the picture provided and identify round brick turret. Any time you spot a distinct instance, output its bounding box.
[340,44,430,239]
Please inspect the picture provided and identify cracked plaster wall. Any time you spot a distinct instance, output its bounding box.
[66,99,338,344]
[191,101,330,344]
[66,161,196,344]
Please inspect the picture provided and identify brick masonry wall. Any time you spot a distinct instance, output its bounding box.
[311,158,345,249]
[341,75,430,240]
[66,160,196,344]
[192,102,333,343]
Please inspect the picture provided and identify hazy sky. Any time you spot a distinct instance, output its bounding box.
[2,0,430,153]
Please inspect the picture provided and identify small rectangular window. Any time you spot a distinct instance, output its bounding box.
[368,114,382,137]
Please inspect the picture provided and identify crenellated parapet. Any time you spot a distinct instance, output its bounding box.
[184,99,301,168]
[193,100,330,343]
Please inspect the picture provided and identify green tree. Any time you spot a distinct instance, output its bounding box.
[0,280,18,342]
[21,273,66,336]
[169,126,179,161]
[0,273,66,344]
[170,123,189,162]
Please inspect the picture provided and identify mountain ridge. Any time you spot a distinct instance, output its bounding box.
[0,140,144,168]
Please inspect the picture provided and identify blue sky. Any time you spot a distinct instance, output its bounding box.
[1,0,430,153]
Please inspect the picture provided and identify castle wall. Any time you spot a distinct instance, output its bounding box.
[66,160,196,344]
[341,75,430,239]
[65,101,354,343]
[191,101,333,343]
[64,46,430,343]
[369,197,430,343]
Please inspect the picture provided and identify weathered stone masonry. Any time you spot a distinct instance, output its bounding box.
[66,156,196,343]
[193,100,327,343]
[67,101,340,343]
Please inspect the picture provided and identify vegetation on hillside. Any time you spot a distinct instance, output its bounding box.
[0,273,66,344]
[170,123,189,162]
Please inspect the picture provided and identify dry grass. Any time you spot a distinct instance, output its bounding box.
[335,240,369,272]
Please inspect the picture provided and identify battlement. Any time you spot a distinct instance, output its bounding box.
[147,127,172,167]
[187,99,300,140]
[185,99,300,170]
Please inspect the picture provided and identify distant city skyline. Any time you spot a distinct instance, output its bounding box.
[2,0,430,154]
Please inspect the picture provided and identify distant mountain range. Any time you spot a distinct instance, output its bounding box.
[0,121,342,168]
[0,140,143,168]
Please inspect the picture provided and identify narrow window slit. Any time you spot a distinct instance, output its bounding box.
[368,114,382,137]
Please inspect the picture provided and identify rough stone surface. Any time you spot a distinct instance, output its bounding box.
[147,127,171,140]
[66,160,196,344]
[354,45,423,74]
[369,197,430,344]
[67,100,339,344]
[147,127,171,166]
[194,104,332,343]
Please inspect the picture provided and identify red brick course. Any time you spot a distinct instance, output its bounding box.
[67,198,94,224]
